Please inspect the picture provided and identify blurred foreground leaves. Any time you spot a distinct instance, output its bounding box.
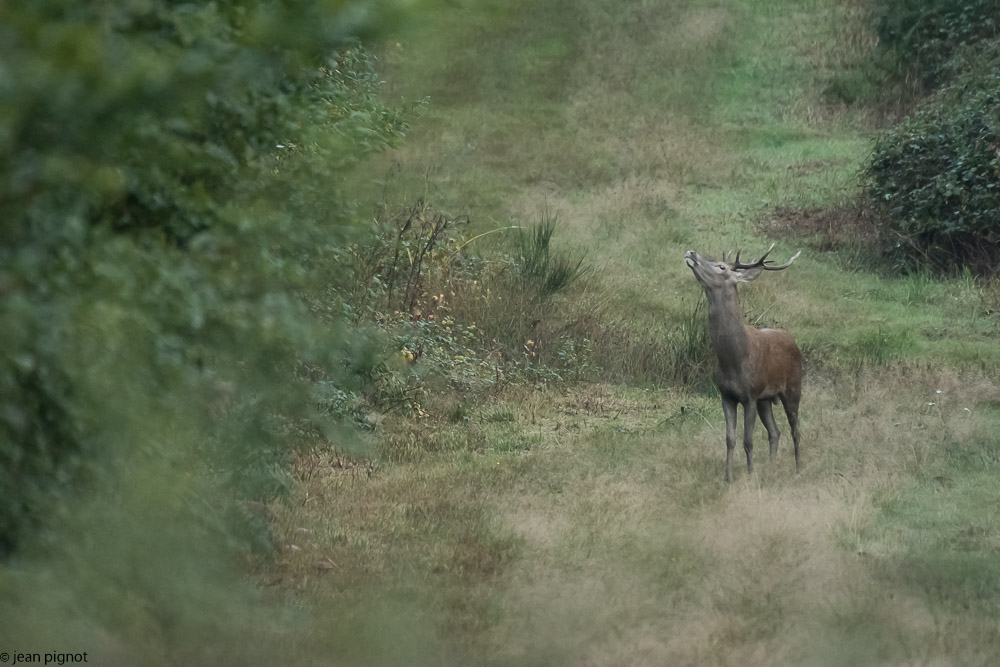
[0,0,423,657]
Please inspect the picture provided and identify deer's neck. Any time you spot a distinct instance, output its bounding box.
[704,285,749,371]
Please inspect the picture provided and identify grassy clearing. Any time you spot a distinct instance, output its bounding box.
[265,0,1000,663]
[268,370,1000,663]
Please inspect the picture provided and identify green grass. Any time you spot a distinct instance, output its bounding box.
[268,0,1000,663]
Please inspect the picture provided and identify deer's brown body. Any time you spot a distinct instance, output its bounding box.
[685,246,802,482]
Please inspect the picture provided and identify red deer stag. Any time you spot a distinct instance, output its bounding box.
[684,244,802,482]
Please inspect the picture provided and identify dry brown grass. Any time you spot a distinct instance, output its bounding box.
[471,369,1000,665]
[261,359,1000,663]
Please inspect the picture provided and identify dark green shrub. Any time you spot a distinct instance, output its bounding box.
[871,0,1000,90]
[865,43,1000,273]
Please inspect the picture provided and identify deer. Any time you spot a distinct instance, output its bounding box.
[684,244,802,482]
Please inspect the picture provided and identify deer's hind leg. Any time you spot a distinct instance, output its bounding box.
[757,398,781,462]
[779,391,801,472]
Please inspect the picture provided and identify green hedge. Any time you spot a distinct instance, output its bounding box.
[865,43,1000,273]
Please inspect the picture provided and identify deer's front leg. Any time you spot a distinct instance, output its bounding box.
[722,397,738,483]
[743,399,758,475]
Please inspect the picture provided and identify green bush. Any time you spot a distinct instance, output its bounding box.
[865,43,1000,273]
[0,0,428,657]
[871,0,1000,90]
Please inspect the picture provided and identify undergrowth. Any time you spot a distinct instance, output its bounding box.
[335,198,716,434]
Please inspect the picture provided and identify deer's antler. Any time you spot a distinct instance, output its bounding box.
[732,243,800,271]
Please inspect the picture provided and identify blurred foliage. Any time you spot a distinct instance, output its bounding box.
[0,0,424,654]
[865,41,1000,273]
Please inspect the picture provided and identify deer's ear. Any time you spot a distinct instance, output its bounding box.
[734,267,763,282]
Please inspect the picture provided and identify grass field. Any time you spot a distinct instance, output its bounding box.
[262,0,1000,663]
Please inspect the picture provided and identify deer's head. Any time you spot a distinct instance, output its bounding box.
[684,244,800,292]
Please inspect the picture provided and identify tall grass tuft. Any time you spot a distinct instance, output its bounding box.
[515,217,587,300]
[574,298,713,388]
[667,299,713,385]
